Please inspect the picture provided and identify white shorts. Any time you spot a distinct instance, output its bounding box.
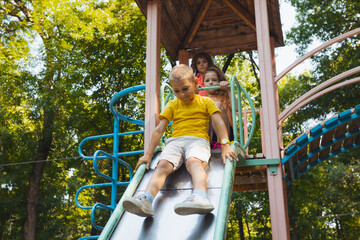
[158,136,211,171]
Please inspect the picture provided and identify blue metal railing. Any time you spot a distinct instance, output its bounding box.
[281,104,360,185]
[75,85,146,239]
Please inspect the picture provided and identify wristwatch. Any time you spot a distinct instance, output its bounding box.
[221,139,230,145]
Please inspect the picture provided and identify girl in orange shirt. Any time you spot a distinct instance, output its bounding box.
[191,52,216,96]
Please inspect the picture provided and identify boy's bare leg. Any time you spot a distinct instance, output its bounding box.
[174,157,214,215]
[123,159,173,217]
[185,157,207,192]
[145,160,174,197]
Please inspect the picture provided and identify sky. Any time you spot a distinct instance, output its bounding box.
[275,0,324,77]
[275,0,308,76]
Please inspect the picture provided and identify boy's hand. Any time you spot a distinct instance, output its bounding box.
[135,154,152,170]
[221,144,238,164]
[135,118,168,171]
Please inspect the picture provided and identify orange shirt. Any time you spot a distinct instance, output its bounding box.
[196,74,208,96]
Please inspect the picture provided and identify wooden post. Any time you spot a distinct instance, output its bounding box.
[144,0,161,152]
[179,49,190,65]
[254,0,290,239]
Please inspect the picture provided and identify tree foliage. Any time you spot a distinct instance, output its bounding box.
[279,1,360,239]
[1,0,147,238]
[286,0,360,117]
[226,1,360,239]
[1,0,359,239]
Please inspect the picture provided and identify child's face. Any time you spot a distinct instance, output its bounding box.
[196,57,208,74]
[171,78,197,103]
[203,71,219,94]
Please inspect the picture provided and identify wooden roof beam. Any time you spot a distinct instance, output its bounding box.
[222,0,256,31]
[183,0,213,48]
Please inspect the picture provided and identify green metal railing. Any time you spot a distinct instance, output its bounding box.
[208,76,256,240]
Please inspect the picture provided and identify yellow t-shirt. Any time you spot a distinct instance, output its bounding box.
[159,94,220,142]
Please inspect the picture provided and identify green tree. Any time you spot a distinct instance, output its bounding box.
[282,1,360,238]
[1,0,148,239]
[289,148,360,239]
[286,0,360,117]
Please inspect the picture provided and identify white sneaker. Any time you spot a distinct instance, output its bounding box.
[123,194,154,217]
[174,194,214,215]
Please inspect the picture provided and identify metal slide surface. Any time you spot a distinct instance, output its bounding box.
[110,149,226,240]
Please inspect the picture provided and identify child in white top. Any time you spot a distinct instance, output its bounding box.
[203,66,236,145]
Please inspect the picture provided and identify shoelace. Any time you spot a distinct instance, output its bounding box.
[135,194,147,201]
[184,194,195,202]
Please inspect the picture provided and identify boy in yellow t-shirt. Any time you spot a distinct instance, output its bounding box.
[123,64,238,217]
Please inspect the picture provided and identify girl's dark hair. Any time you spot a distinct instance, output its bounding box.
[191,52,215,74]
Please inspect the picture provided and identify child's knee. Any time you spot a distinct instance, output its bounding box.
[156,159,174,173]
[186,157,207,170]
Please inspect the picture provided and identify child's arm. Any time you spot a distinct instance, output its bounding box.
[211,112,239,164]
[135,118,169,170]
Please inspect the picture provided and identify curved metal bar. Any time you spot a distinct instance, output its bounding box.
[109,85,146,125]
[75,183,112,209]
[289,142,360,186]
[91,202,114,231]
[92,150,135,182]
[282,107,360,165]
[78,133,113,159]
[279,76,360,123]
[230,77,243,144]
[231,76,257,149]
[78,85,147,239]
[78,130,144,159]
[275,28,360,83]
[78,236,99,240]
[117,158,133,180]
[116,150,144,157]
[160,82,174,109]
[93,150,119,182]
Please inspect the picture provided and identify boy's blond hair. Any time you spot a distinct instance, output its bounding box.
[169,64,197,84]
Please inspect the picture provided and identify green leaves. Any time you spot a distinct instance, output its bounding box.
[289,148,360,239]
[1,0,148,238]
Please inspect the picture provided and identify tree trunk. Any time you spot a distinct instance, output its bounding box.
[24,108,55,240]
[222,53,234,73]
[335,217,345,240]
[244,211,251,240]
[288,185,299,240]
[238,214,245,240]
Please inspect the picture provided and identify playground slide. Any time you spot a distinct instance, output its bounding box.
[105,149,229,240]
